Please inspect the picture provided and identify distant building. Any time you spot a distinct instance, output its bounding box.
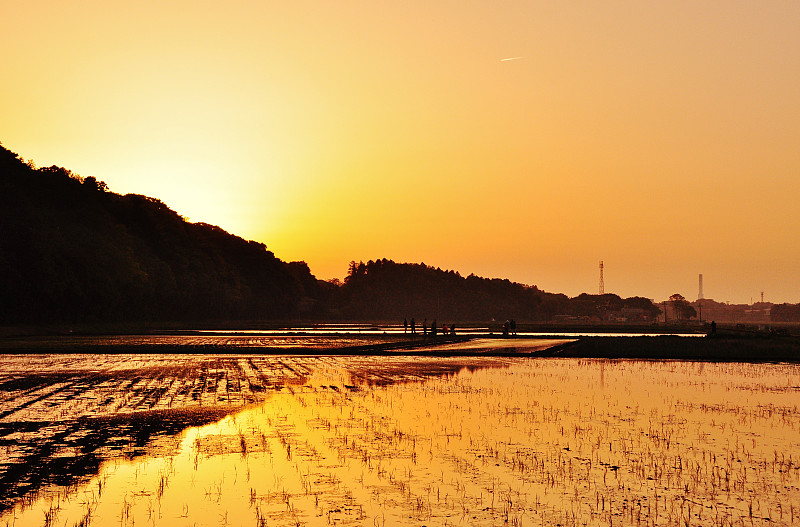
[603,307,656,323]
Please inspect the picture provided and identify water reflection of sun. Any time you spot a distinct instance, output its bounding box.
[4,359,800,527]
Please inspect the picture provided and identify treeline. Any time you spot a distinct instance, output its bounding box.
[0,143,325,324]
[771,304,800,322]
[1,142,662,326]
[330,259,661,323]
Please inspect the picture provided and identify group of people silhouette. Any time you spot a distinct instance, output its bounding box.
[402,317,521,337]
[403,317,456,336]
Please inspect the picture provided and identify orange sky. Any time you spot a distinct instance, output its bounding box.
[2,1,799,304]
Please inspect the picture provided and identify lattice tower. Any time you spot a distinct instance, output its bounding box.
[599,261,604,295]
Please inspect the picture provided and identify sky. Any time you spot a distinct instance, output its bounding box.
[2,1,799,304]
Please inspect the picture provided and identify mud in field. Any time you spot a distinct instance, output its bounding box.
[0,354,509,513]
[2,357,800,527]
[0,334,397,353]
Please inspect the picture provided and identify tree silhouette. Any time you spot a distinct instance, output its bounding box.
[0,143,323,324]
[0,142,666,326]
[669,293,696,321]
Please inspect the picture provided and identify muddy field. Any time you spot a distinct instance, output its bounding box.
[0,334,405,353]
[1,353,799,526]
[0,353,515,515]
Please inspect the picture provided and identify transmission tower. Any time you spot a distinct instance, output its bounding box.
[599,261,604,295]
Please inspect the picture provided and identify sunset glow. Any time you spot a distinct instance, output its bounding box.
[3,1,799,302]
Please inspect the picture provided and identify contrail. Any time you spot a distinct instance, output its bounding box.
[500,56,523,62]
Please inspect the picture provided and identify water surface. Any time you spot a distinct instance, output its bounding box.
[2,356,798,526]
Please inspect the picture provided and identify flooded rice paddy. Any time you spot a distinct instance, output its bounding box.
[0,335,396,353]
[1,354,799,526]
[0,330,701,354]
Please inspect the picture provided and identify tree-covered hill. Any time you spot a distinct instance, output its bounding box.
[332,259,564,321]
[0,143,323,324]
[332,259,661,323]
[1,142,663,326]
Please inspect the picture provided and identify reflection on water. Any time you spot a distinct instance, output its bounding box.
[0,327,704,353]
[2,358,800,526]
[0,354,507,514]
[0,334,394,352]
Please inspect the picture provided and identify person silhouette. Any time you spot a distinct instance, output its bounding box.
[403,318,408,333]
[411,317,416,334]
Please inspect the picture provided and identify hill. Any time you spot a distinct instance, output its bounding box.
[330,259,661,323]
[0,143,324,324]
[1,142,663,327]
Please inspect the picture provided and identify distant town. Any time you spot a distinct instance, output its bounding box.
[551,297,775,326]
